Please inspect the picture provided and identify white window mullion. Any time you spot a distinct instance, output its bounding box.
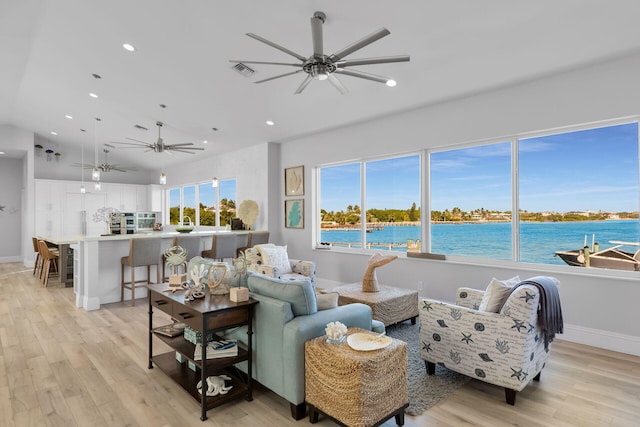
[360,161,367,249]
[512,139,520,262]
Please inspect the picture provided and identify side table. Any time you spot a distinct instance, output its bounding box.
[305,327,408,427]
[332,283,419,327]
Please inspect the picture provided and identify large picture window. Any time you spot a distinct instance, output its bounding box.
[167,178,236,227]
[430,142,512,260]
[319,155,421,251]
[317,120,639,272]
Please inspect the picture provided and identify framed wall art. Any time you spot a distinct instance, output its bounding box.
[285,165,304,196]
[285,199,304,229]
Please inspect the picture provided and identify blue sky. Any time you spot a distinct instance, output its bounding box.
[321,122,639,213]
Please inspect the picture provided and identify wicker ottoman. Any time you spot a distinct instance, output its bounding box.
[305,327,408,427]
[333,283,419,327]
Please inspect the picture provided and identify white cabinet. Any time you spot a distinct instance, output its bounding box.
[104,183,147,212]
[35,180,63,236]
[147,184,163,212]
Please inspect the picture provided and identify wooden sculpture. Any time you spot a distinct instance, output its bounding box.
[362,253,398,292]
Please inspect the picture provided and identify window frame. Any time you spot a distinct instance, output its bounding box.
[165,177,237,228]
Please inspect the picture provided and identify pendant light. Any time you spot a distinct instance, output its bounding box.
[159,152,166,184]
[211,177,218,187]
[80,129,86,193]
[92,117,100,181]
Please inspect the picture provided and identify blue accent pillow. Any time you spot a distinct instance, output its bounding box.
[247,271,317,316]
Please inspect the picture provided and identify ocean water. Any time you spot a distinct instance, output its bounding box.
[320,220,640,265]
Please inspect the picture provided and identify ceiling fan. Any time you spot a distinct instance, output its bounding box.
[71,147,137,173]
[230,11,410,94]
[110,121,204,154]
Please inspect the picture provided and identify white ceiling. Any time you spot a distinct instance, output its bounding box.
[2,0,640,171]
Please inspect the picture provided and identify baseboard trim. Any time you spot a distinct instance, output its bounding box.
[561,323,640,357]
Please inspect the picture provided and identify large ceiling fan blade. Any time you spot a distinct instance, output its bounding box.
[166,145,204,151]
[329,28,390,62]
[255,69,304,84]
[118,137,152,145]
[165,143,196,147]
[294,75,313,94]
[327,74,348,94]
[334,68,390,85]
[70,163,94,168]
[310,12,324,58]
[337,55,410,67]
[230,59,300,67]
[246,33,307,62]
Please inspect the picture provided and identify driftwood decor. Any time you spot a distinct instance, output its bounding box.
[362,253,398,292]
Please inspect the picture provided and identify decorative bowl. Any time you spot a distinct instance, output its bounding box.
[176,227,194,233]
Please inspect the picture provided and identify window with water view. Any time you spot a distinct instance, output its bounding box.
[318,121,640,271]
[169,179,237,226]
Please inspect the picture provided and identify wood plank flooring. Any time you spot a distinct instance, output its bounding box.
[1,262,639,426]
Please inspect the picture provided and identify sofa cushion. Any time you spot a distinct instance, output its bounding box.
[257,244,293,274]
[316,292,339,311]
[245,244,274,267]
[247,272,317,316]
[478,276,520,312]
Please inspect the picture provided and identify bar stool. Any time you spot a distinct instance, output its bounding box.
[38,240,59,287]
[248,230,270,247]
[202,234,237,261]
[162,234,202,280]
[235,232,250,256]
[32,237,43,277]
[121,238,162,306]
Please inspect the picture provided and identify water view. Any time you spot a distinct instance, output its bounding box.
[320,220,640,266]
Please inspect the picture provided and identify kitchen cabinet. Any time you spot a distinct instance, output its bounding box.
[35,180,64,236]
[105,183,147,212]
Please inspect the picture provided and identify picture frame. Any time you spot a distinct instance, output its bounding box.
[285,165,304,196]
[285,199,304,229]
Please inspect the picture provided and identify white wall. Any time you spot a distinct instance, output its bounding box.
[0,124,35,265]
[0,157,23,261]
[277,52,640,356]
[163,142,276,233]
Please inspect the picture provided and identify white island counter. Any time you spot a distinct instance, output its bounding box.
[41,230,250,311]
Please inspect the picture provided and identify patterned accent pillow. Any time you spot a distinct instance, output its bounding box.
[478,276,520,312]
[244,244,273,267]
[257,245,293,274]
[316,292,338,311]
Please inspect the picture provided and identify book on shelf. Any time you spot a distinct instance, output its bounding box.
[194,340,238,360]
[153,324,184,338]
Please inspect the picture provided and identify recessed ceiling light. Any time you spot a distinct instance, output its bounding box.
[386,79,397,87]
[0,151,5,155]
[123,43,135,52]
[50,131,58,135]
[203,140,208,144]
[89,93,98,98]
[266,120,275,126]
[65,115,73,119]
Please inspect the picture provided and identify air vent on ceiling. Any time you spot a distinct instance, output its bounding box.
[134,124,148,131]
[232,62,255,77]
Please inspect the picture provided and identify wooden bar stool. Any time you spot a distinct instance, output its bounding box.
[162,234,201,280]
[32,237,43,277]
[121,238,162,306]
[202,233,237,261]
[248,230,270,247]
[38,240,59,287]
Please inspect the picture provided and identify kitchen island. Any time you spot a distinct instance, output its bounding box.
[40,230,250,311]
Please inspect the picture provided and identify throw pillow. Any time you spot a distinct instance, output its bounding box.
[257,245,293,274]
[478,276,521,313]
[316,292,339,311]
[245,243,275,267]
[247,272,317,316]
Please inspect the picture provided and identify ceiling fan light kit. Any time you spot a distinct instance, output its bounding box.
[230,11,410,94]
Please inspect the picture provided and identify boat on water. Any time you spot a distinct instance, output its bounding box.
[555,240,640,271]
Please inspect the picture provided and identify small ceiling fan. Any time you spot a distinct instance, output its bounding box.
[110,121,204,154]
[230,11,410,94]
[71,147,137,173]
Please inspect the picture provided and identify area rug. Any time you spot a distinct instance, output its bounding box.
[385,322,469,416]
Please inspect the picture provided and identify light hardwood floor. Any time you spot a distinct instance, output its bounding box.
[1,262,639,426]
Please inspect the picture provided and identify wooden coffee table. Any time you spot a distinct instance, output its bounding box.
[332,283,419,327]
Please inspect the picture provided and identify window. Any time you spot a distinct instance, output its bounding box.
[430,142,512,260]
[319,155,421,251]
[166,178,237,227]
[317,119,639,271]
[519,122,639,266]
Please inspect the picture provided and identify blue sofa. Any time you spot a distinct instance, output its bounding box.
[224,271,385,419]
